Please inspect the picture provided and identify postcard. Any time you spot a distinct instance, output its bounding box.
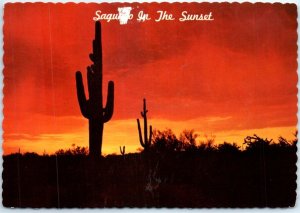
[2,1,298,208]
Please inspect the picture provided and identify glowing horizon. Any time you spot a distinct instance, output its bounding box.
[3,117,297,155]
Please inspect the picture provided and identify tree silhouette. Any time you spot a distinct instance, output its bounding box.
[291,130,298,150]
[152,129,182,152]
[179,129,198,151]
[75,21,114,157]
[195,134,216,152]
[243,134,272,152]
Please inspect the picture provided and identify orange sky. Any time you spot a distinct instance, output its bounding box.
[3,3,298,155]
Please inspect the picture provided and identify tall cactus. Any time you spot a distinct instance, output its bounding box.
[137,99,153,151]
[75,21,114,157]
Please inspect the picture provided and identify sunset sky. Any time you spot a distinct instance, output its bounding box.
[3,3,298,155]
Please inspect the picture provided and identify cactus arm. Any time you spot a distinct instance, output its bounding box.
[76,71,89,118]
[149,125,153,145]
[137,119,145,147]
[103,81,114,123]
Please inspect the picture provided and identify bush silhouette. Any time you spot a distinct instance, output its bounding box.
[243,134,272,153]
[217,142,240,153]
[23,152,39,157]
[55,144,88,156]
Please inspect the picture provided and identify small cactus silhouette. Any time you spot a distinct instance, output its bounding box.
[75,21,114,157]
[137,99,153,151]
[120,146,125,156]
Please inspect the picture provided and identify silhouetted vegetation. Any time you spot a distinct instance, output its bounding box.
[55,144,88,156]
[137,98,153,151]
[75,21,114,157]
[217,142,240,154]
[3,131,297,208]
[4,18,297,208]
[120,146,126,157]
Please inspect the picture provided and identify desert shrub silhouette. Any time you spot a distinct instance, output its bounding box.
[152,129,182,153]
[2,132,297,207]
[23,152,39,157]
[55,144,88,156]
[217,142,240,153]
[243,134,272,153]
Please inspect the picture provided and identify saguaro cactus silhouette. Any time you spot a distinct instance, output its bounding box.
[137,99,153,151]
[120,146,125,156]
[75,21,114,157]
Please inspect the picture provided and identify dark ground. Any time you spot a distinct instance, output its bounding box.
[2,143,297,208]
